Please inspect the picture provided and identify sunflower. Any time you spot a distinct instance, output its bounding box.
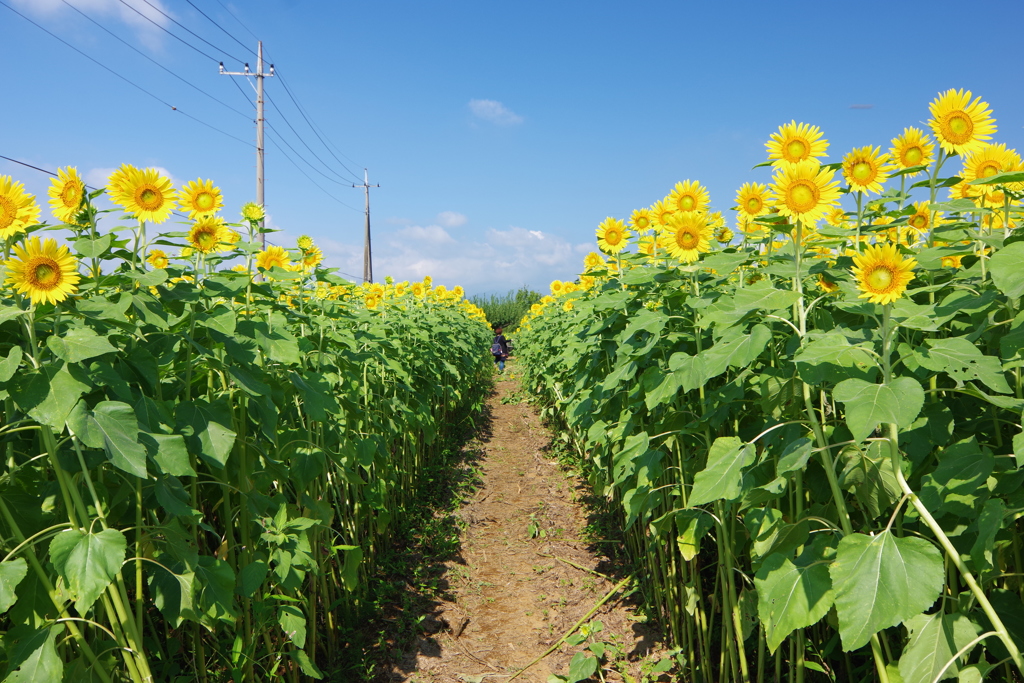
[715,226,734,244]
[452,285,465,298]
[219,229,242,252]
[817,273,840,293]
[928,89,997,156]
[889,127,934,175]
[736,216,764,237]
[423,275,433,287]
[825,207,848,227]
[4,236,80,305]
[105,163,137,198]
[256,245,291,271]
[550,280,565,296]
[579,274,595,290]
[851,242,916,305]
[630,208,653,233]
[411,282,425,298]
[960,143,1022,202]
[769,161,842,225]
[187,216,227,254]
[47,167,85,224]
[596,217,630,254]
[178,178,223,218]
[147,249,169,269]
[663,212,713,263]
[842,145,894,195]
[297,235,314,250]
[562,300,573,312]
[241,202,265,223]
[364,294,380,310]
[110,167,177,223]
[0,175,42,239]
[649,199,676,231]
[906,201,939,234]
[735,182,771,221]
[668,180,710,214]
[941,254,964,268]
[766,121,829,167]
[638,234,663,258]
[302,245,323,269]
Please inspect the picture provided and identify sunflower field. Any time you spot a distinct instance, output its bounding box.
[517,89,1024,683]
[0,166,491,682]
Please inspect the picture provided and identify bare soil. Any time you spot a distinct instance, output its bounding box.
[381,364,662,683]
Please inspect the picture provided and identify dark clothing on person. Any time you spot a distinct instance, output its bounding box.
[493,333,509,371]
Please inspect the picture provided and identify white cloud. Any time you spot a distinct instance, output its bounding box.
[468,99,524,126]
[436,211,467,228]
[12,0,170,48]
[314,220,587,294]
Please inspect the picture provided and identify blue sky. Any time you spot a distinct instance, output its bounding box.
[2,0,1023,295]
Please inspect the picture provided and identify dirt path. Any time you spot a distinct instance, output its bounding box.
[385,365,662,683]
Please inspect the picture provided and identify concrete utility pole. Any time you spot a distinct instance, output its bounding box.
[353,169,379,283]
[220,42,274,247]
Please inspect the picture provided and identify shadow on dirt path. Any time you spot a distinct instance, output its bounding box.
[379,363,663,683]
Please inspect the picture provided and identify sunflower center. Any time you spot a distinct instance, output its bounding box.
[60,183,81,208]
[910,214,927,230]
[944,113,974,143]
[852,161,875,183]
[136,186,163,211]
[605,229,622,246]
[636,217,649,229]
[0,197,14,231]
[787,181,818,213]
[196,229,217,249]
[903,146,923,166]
[195,192,216,211]
[30,259,60,288]
[679,230,698,249]
[678,195,696,211]
[866,266,894,292]
[978,162,1000,178]
[786,139,807,160]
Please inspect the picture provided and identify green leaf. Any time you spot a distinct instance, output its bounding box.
[48,528,127,614]
[238,560,268,598]
[341,546,363,592]
[897,612,980,683]
[914,337,1011,394]
[567,652,598,683]
[46,326,117,364]
[0,558,28,614]
[90,401,147,478]
[833,377,924,442]
[195,556,238,626]
[293,649,324,679]
[919,438,993,518]
[967,170,1024,185]
[0,345,23,382]
[795,333,878,385]
[668,351,708,394]
[674,509,713,562]
[175,398,237,468]
[731,281,802,314]
[142,432,195,477]
[990,242,1024,299]
[755,552,834,653]
[73,233,112,257]
[10,363,90,432]
[777,437,814,474]
[278,603,307,648]
[289,371,341,422]
[701,325,771,380]
[4,624,64,683]
[971,498,1006,574]
[829,530,944,651]
[688,437,756,506]
[147,562,195,627]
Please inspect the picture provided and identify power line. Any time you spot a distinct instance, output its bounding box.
[111,0,221,63]
[120,0,247,65]
[211,0,259,41]
[263,89,354,184]
[263,132,361,212]
[0,0,250,147]
[183,0,257,59]
[59,0,251,121]
[272,67,364,182]
[265,119,349,187]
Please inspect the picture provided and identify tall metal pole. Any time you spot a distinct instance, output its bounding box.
[353,169,379,284]
[220,44,274,248]
[255,41,265,248]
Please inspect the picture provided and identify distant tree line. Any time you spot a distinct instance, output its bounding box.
[470,287,542,332]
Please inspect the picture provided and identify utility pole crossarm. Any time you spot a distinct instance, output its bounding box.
[353,169,380,284]
[220,41,274,248]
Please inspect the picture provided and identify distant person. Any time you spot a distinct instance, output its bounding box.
[491,326,510,372]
